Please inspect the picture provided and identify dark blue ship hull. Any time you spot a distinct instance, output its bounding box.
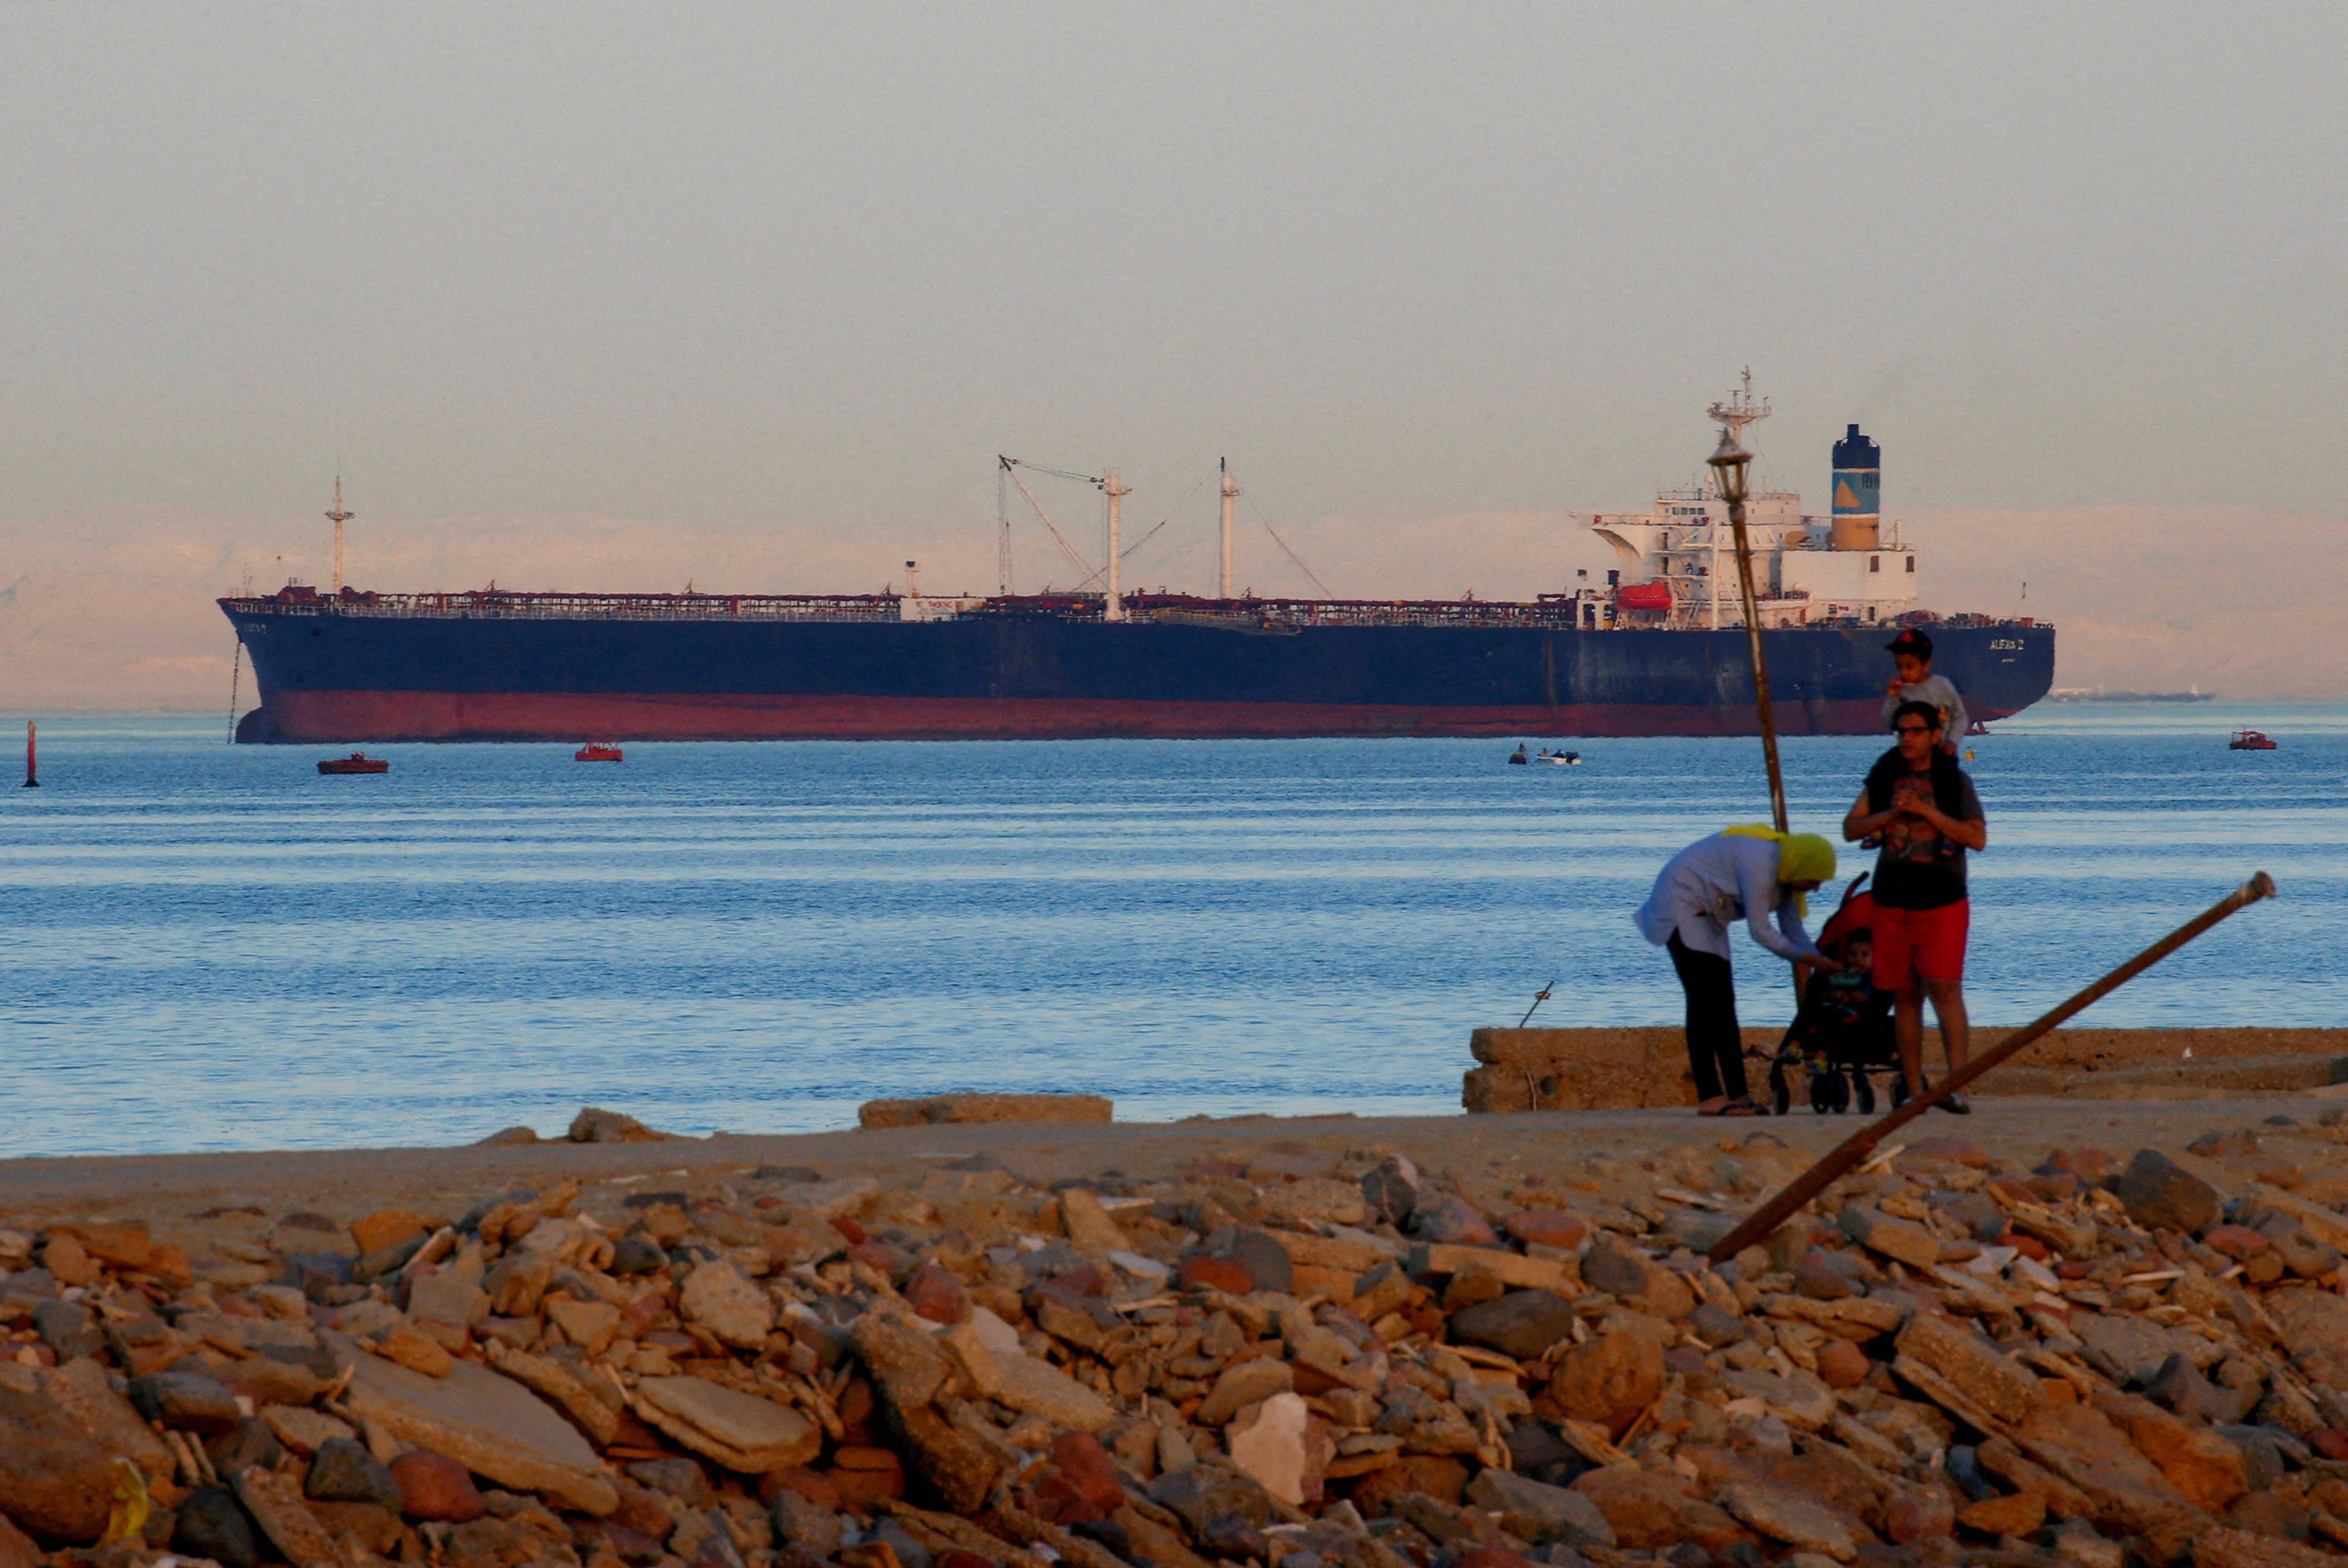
[222,596,2054,741]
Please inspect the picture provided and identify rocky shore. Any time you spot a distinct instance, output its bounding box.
[6,1103,2348,1568]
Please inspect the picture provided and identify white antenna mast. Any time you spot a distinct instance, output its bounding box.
[325,477,354,596]
[1218,458,1240,600]
[1102,473,1129,620]
[1703,370,1769,630]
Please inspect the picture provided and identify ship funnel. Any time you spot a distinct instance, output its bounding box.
[1830,423,1880,551]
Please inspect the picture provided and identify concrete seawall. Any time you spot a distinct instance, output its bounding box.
[1463,1026,2348,1111]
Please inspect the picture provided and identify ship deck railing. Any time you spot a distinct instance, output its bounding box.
[220,592,2046,634]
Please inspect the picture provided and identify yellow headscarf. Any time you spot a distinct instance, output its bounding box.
[1721,825,1838,914]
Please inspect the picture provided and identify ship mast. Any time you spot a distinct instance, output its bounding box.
[1102,472,1129,621]
[325,477,355,596]
[1218,458,1240,600]
[1703,370,1769,631]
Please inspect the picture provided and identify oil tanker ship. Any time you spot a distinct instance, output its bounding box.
[223,395,2054,743]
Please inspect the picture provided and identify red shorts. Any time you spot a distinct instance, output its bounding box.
[1872,899,1969,988]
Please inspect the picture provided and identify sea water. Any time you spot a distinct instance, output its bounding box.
[2,706,2343,1156]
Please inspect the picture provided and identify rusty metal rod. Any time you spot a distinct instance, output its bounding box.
[1706,870,2278,1264]
[1726,500,1787,833]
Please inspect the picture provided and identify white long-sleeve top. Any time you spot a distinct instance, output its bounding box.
[1881,673,1970,741]
[1634,833,1819,963]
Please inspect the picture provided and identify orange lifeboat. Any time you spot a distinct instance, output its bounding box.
[317,753,389,774]
[575,742,624,762]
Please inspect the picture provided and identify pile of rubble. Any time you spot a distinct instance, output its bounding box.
[8,1113,2348,1568]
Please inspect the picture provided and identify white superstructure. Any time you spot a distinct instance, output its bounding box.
[1570,383,1919,630]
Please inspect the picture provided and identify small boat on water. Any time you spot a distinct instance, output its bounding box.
[2230,730,2278,751]
[1507,745,1530,765]
[1542,750,1582,766]
[317,753,388,774]
[575,743,625,762]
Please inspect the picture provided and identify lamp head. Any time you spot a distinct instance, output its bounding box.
[1707,426,1752,504]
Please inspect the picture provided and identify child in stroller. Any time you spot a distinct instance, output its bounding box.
[1767,876,1901,1115]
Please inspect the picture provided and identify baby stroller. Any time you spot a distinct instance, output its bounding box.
[1766,875,1903,1115]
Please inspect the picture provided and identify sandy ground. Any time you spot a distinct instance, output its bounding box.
[2,1095,2338,1235]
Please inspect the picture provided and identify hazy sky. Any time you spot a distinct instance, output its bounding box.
[5,3,2345,588]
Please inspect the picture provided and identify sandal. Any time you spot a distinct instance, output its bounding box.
[1696,1096,1733,1116]
[1719,1097,1769,1117]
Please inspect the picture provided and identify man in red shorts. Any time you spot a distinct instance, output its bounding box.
[1843,700,1988,1112]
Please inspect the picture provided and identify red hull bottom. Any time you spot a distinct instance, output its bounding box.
[255,690,2020,742]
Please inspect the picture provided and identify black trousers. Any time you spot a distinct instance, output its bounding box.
[1667,932,1748,1101]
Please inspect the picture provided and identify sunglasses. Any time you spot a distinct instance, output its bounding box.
[1895,724,1934,734]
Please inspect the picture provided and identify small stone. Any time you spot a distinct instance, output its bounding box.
[2114,1149,2219,1234]
[173,1485,261,1568]
[474,1125,539,1145]
[1177,1255,1253,1295]
[1034,1431,1126,1525]
[609,1236,666,1275]
[1410,1193,1498,1245]
[634,1377,822,1472]
[204,1417,287,1481]
[0,1380,115,1539]
[2195,1527,2345,1568]
[1580,1236,1695,1318]
[568,1106,678,1142]
[1571,1468,1754,1557]
[1840,1204,1942,1268]
[1717,1481,1862,1561]
[1540,1329,1665,1437]
[376,1322,456,1376]
[630,1457,709,1505]
[1057,1188,1134,1256]
[351,1208,431,1255]
[1720,1367,1838,1432]
[232,1465,340,1568]
[2146,1351,2257,1425]
[1793,1255,1857,1300]
[679,1260,776,1350]
[309,1499,403,1556]
[306,1437,404,1510]
[2204,1225,2271,1259]
[1259,1178,1371,1228]
[1442,1264,1510,1312]
[261,1403,357,1459]
[1959,1492,2047,1537]
[1814,1340,1871,1390]
[767,1489,842,1555]
[904,1263,968,1323]
[1883,1484,1955,1543]
[1502,1209,1589,1250]
[389,1449,485,1522]
[1198,1357,1295,1426]
[1893,1313,2044,1426]
[1227,1392,1330,1508]
[543,1294,621,1354]
[2050,1519,2126,1568]
[1350,1456,1468,1515]
[1448,1289,1577,1359]
[128,1367,245,1434]
[32,1299,104,1362]
[0,1513,36,1568]
[1465,1468,1618,1549]
[1228,1230,1294,1293]
[2102,1391,2250,1511]
[40,1232,96,1286]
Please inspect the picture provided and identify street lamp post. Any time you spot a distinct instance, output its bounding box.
[1708,428,1788,833]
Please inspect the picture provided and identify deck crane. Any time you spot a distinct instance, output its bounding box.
[996,457,1130,620]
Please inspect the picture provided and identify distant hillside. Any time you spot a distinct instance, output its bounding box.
[0,503,2339,709]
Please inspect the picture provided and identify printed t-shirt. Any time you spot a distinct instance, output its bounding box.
[1872,766,1983,911]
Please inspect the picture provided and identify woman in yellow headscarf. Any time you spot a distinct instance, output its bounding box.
[1634,827,1836,1116]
